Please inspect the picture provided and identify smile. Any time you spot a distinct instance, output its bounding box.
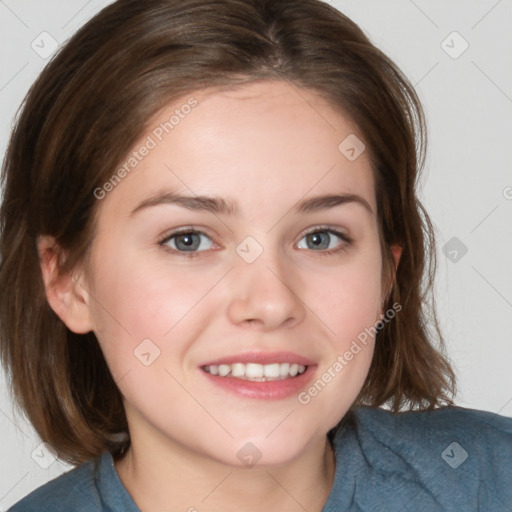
[203,362,307,381]
[199,352,316,399]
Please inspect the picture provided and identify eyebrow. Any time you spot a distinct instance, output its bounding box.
[129,191,374,217]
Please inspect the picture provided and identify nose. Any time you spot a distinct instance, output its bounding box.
[226,247,306,331]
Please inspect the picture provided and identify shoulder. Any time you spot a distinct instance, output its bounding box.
[8,456,102,512]
[350,404,512,472]
[328,405,512,511]
[352,403,512,451]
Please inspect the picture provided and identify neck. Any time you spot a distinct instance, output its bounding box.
[114,430,336,512]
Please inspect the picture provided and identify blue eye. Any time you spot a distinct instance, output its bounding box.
[160,230,213,253]
[297,229,351,254]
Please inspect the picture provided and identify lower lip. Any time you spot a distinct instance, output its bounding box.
[200,366,317,400]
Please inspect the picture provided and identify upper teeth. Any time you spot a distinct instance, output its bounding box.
[203,362,307,381]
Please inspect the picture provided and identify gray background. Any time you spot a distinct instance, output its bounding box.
[0,0,511,508]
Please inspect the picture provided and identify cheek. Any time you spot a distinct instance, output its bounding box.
[86,251,221,377]
[296,275,380,432]
[311,251,383,342]
[299,248,382,410]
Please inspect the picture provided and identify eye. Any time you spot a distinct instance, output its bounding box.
[159,229,214,254]
[296,228,351,254]
[158,226,351,258]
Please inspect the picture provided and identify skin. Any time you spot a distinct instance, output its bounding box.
[39,80,400,512]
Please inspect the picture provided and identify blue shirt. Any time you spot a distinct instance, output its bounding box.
[8,405,512,511]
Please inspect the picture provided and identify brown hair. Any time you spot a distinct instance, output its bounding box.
[0,0,456,465]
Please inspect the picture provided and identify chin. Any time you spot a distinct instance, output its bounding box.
[199,426,324,469]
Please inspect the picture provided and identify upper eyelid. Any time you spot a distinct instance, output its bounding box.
[301,225,350,238]
[160,226,212,241]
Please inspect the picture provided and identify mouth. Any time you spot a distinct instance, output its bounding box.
[199,352,316,399]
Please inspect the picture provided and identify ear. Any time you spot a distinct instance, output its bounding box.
[37,235,94,334]
[390,244,402,269]
[380,244,402,316]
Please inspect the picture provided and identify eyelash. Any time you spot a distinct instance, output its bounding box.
[157,225,353,258]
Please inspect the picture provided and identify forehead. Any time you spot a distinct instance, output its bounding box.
[98,80,376,219]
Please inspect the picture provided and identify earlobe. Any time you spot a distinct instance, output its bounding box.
[37,235,94,334]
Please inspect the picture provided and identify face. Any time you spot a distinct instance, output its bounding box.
[80,80,386,467]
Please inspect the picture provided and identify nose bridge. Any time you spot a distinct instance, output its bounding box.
[226,237,305,330]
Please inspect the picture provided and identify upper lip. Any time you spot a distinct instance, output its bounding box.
[200,351,316,367]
